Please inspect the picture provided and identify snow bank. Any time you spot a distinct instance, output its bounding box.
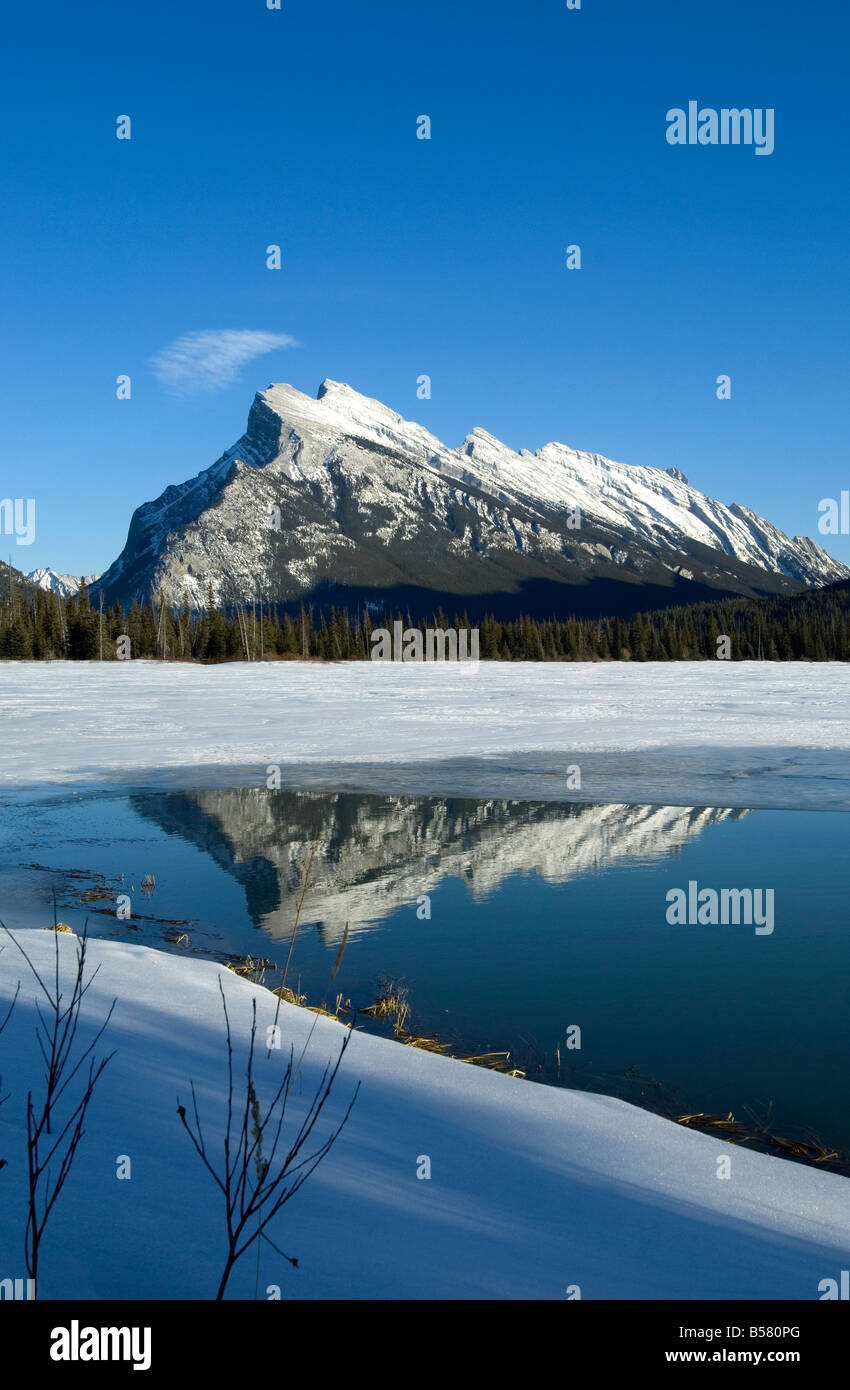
[0,931,847,1299]
[0,661,848,808]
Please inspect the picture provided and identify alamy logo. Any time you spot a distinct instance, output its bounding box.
[818,492,850,534]
[666,102,774,156]
[666,881,774,935]
[0,1277,35,1300]
[50,1321,151,1372]
[371,622,479,664]
[819,1270,850,1299]
[0,497,35,545]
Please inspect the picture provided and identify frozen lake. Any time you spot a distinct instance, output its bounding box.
[0,659,849,807]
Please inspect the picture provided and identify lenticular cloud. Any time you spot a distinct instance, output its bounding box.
[150,329,299,394]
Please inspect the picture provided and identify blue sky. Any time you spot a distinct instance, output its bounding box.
[2,0,849,575]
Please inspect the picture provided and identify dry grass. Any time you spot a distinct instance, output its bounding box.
[362,978,410,1033]
[272,984,308,1007]
[769,1136,838,1162]
[394,1030,451,1055]
[676,1111,748,1133]
[392,1028,525,1075]
[675,1109,840,1165]
[456,1051,526,1077]
[224,955,272,986]
[304,992,351,1024]
[361,976,526,1076]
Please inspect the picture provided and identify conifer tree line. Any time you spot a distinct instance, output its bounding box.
[1,573,850,662]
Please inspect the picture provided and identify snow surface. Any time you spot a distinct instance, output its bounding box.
[0,930,847,1300]
[0,661,848,808]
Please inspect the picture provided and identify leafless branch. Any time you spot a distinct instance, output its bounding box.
[178,975,358,1299]
[0,920,115,1294]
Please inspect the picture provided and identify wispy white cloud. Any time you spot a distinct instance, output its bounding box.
[150,329,299,394]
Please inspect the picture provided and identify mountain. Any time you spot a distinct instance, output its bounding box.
[27,568,101,599]
[92,381,849,619]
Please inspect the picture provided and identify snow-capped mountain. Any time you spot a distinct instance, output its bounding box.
[28,567,101,599]
[93,380,848,616]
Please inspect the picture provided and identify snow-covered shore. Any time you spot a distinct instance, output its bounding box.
[0,930,847,1300]
[1,663,847,1300]
[1,660,849,808]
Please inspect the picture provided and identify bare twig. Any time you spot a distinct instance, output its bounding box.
[0,948,19,1174]
[0,920,115,1294]
[267,840,319,1056]
[178,976,358,1299]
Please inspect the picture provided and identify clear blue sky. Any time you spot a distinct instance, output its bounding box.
[2,0,849,575]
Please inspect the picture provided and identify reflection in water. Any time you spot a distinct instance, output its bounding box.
[5,787,849,1160]
[132,790,749,943]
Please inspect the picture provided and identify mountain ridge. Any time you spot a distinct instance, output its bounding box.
[91,380,848,618]
[27,568,102,599]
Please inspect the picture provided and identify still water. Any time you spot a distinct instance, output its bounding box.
[1,787,847,1153]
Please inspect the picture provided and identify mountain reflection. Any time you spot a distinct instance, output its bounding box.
[130,790,750,945]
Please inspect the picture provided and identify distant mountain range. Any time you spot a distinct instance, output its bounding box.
[32,380,850,620]
[27,568,101,599]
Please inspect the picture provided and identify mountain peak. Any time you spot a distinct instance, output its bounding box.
[461,427,512,464]
[28,568,101,599]
[261,379,411,434]
[317,378,360,402]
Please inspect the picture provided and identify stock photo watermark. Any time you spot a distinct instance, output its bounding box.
[370,622,479,664]
[818,491,850,534]
[50,1322,151,1371]
[0,497,35,545]
[666,882,775,935]
[666,103,774,156]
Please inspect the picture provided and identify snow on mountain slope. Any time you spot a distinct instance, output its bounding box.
[286,380,842,580]
[92,380,848,612]
[27,567,101,598]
